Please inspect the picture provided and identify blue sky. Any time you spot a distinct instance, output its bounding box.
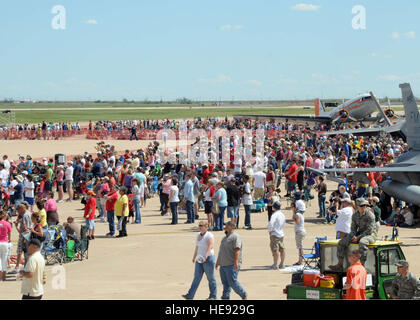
[0,0,419,101]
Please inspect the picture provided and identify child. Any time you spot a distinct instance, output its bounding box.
[343,249,367,300]
[128,193,134,224]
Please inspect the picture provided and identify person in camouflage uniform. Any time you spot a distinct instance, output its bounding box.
[329,198,377,272]
[391,260,420,299]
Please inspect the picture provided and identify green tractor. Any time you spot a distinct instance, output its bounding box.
[284,240,406,299]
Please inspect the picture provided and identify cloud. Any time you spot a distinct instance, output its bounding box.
[406,31,416,39]
[277,75,298,84]
[85,19,99,25]
[246,80,263,86]
[377,74,400,81]
[391,31,416,39]
[291,4,321,11]
[197,74,232,84]
[220,24,243,31]
[391,32,400,39]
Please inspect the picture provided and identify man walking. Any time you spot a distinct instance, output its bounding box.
[268,201,286,269]
[20,239,45,300]
[241,175,253,229]
[329,198,377,272]
[216,221,247,300]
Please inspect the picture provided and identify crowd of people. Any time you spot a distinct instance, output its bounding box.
[0,116,419,300]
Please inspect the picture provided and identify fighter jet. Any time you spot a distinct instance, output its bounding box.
[309,83,420,206]
[320,94,408,141]
[235,92,395,125]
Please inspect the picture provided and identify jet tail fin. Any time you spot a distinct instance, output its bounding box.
[400,83,420,150]
[315,99,327,116]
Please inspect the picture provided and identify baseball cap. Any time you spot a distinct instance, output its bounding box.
[296,201,305,212]
[22,170,28,175]
[272,201,281,210]
[395,260,409,267]
[341,197,352,204]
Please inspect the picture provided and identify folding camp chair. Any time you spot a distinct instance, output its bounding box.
[301,236,327,269]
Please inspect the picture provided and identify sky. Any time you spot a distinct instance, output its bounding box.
[0,0,419,101]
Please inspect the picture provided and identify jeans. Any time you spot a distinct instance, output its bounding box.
[107,210,115,235]
[185,255,217,299]
[117,216,127,236]
[214,206,226,231]
[186,200,195,223]
[170,202,179,224]
[219,265,247,300]
[98,199,104,218]
[133,198,141,223]
[318,195,326,217]
[244,204,252,227]
[159,193,166,211]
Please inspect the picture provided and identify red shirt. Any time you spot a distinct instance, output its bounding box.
[344,262,367,300]
[287,163,298,182]
[203,168,210,184]
[106,191,119,211]
[84,197,96,220]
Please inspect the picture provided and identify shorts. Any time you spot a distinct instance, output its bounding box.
[227,206,239,218]
[295,231,306,249]
[57,181,64,186]
[24,197,34,206]
[17,235,24,255]
[65,180,73,189]
[129,210,134,218]
[287,181,297,192]
[254,188,264,200]
[204,201,213,214]
[270,235,285,253]
[85,219,95,230]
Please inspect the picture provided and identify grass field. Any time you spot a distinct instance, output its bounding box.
[11,107,312,123]
[1,104,405,124]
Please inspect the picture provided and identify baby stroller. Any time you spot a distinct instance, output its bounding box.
[74,225,89,261]
[41,225,67,265]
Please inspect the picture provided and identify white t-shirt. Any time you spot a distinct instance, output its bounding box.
[196,231,214,258]
[9,180,17,195]
[0,169,8,186]
[21,251,45,296]
[253,171,266,188]
[24,180,34,198]
[169,185,179,203]
[65,166,74,181]
[242,182,253,205]
[268,210,286,238]
[3,159,10,171]
[335,206,354,234]
[233,158,242,173]
[294,212,305,233]
[403,210,414,226]
[204,187,213,202]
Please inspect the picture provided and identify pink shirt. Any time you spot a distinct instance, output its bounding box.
[57,170,64,182]
[313,158,322,169]
[163,179,172,195]
[45,198,58,212]
[99,183,110,198]
[0,220,11,242]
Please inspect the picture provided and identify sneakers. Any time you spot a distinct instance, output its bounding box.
[57,200,64,203]
[182,294,192,300]
[106,233,114,237]
[278,264,285,269]
[271,264,279,270]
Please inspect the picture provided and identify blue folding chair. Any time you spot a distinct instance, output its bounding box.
[301,236,327,269]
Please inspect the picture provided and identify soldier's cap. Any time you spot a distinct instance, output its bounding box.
[356,198,369,206]
[395,260,409,267]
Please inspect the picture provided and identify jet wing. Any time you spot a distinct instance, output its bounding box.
[321,127,387,137]
[234,114,332,123]
[309,163,420,174]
